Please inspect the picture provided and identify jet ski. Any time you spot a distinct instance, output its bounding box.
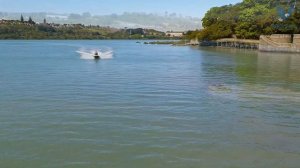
[94,51,100,59]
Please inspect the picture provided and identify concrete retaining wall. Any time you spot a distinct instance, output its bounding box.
[259,34,300,53]
[270,34,292,43]
[293,34,300,47]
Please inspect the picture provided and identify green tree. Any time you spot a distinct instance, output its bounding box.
[28,17,35,24]
[189,0,300,41]
[20,15,24,22]
[235,4,270,38]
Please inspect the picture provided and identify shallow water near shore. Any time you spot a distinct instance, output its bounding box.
[0,40,299,168]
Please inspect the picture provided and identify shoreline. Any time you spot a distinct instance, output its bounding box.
[0,39,179,41]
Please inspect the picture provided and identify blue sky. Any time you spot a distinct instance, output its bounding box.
[0,0,242,17]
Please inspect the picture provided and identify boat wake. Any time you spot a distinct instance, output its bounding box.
[76,48,113,60]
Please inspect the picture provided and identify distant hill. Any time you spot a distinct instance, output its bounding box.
[0,12,202,32]
[0,20,171,39]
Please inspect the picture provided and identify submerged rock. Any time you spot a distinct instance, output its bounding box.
[209,84,232,93]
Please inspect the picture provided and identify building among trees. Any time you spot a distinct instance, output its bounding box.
[166,31,184,37]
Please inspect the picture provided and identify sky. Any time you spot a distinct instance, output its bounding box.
[0,0,242,17]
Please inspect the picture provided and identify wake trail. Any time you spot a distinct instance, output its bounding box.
[76,47,113,60]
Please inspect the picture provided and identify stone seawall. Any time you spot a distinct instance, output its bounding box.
[269,34,292,43]
[259,34,300,53]
[216,38,259,49]
[293,34,300,47]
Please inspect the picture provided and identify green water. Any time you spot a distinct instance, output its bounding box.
[0,41,299,168]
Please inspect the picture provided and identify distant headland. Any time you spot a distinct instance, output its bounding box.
[0,16,183,40]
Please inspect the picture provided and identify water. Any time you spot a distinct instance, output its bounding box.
[0,40,299,168]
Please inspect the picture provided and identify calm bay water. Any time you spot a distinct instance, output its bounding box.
[0,40,299,168]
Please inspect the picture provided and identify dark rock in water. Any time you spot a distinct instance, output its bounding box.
[200,41,217,46]
[209,84,231,92]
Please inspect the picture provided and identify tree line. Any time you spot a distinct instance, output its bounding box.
[0,16,170,40]
[187,0,300,40]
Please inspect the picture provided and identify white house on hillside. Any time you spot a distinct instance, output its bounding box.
[166,31,184,37]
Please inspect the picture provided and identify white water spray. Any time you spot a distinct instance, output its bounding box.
[76,48,113,60]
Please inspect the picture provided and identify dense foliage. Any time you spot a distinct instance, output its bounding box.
[190,0,300,40]
[0,20,168,39]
